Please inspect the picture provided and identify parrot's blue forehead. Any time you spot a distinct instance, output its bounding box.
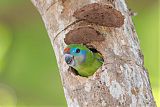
[70,47,78,53]
[70,47,86,56]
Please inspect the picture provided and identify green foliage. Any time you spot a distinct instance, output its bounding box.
[0,84,16,107]
[133,4,159,86]
[1,21,67,106]
[0,0,24,8]
[0,23,12,73]
[132,4,159,106]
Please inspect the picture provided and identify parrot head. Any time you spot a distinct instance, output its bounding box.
[63,44,92,68]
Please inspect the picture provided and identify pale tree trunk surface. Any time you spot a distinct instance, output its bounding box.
[31,0,156,107]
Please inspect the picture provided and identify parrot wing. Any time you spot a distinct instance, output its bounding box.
[94,53,104,63]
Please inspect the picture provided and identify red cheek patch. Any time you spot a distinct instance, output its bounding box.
[64,47,70,54]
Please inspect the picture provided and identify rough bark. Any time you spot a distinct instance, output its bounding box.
[31,0,156,107]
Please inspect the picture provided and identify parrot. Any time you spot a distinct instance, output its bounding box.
[63,44,103,77]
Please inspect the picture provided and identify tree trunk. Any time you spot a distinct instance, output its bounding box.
[31,0,156,107]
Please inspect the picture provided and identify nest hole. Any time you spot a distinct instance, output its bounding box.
[69,45,104,77]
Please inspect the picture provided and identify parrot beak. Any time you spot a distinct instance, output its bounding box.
[64,47,70,54]
[64,54,74,65]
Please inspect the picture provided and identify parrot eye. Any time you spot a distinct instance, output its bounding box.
[75,48,80,53]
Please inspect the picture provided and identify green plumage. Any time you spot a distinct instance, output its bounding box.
[64,44,103,77]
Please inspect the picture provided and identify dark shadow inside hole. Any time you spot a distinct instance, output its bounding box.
[69,67,79,75]
[89,48,98,53]
[87,46,104,62]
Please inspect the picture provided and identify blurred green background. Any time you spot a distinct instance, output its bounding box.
[0,0,159,107]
